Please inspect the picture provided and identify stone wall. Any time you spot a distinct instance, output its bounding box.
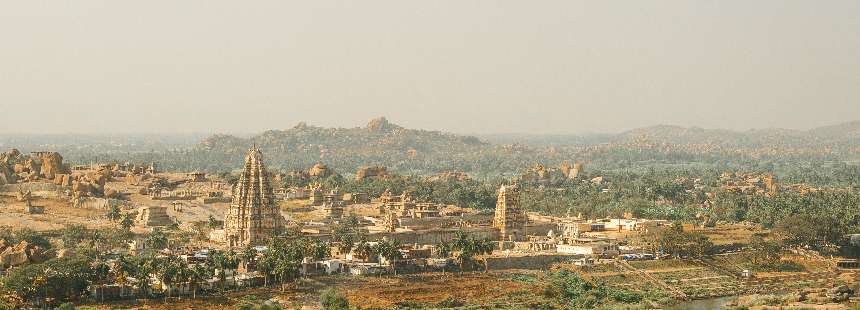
[372,227,498,245]
[0,183,64,198]
[309,227,499,245]
[484,253,580,271]
[75,197,133,210]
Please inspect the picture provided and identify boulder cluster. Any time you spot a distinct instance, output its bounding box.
[0,149,68,185]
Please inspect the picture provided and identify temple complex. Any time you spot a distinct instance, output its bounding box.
[223,147,285,247]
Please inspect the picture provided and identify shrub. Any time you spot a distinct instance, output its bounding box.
[320,288,349,310]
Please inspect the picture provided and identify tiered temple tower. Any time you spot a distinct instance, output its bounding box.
[493,185,527,242]
[224,146,285,247]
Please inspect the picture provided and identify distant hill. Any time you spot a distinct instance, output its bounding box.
[4,118,859,176]
[195,117,497,175]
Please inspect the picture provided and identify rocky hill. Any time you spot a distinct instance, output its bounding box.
[195,117,497,174]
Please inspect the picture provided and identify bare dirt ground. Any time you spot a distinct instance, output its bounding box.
[0,196,112,231]
[699,223,767,245]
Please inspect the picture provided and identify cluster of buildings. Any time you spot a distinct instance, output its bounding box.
[206,147,669,275]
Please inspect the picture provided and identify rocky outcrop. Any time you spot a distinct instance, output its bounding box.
[355,166,389,181]
[0,163,13,185]
[0,241,51,269]
[520,164,566,184]
[69,171,110,198]
[365,117,402,132]
[308,163,332,178]
[36,152,65,179]
[0,150,68,182]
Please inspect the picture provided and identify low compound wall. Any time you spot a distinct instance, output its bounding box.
[484,253,581,271]
[75,197,134,210]
[373,227,499,245]
[0,183,65,198]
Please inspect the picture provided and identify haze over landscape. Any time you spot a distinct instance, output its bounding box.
[2,1,860,135]
[5,2,860,309]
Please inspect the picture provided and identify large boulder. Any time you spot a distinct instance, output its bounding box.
[23,158,41,177]
[0,149,21,164]
[54,174,72,187]
[0,241,49,268]
[829,285,853,302]
[37,152,65,179]
[0,163,14,185]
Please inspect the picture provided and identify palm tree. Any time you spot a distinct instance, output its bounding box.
[376,239,403,274]
[146,230,169,251]
[257,253,273,288]
[156,255,180,301]
[207,250,228,293]
[135,254,157,301]
[242,244,257,271]
[114,255,137,299]
[173,259,191,300]
[188,264,208,299]
[226,249,240,291]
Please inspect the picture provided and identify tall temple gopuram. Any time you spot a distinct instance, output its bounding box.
[493,185,527,242]
[224,146,285,247]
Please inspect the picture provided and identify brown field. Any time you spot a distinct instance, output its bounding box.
[328,271,541,308]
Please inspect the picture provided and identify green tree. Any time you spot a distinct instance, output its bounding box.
[189,263,209,299]
[120,212,135,231]
[106,204,122,222]
[2,257,97,306]
[61,224,89,248]
[146,230,169,250]
[375,239,403,274]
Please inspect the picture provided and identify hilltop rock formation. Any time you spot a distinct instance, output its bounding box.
[366,117,402,132]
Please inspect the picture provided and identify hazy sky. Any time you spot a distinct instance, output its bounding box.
[1,1,859,135]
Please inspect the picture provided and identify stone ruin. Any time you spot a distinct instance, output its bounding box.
[355,165,389,181]
[135,206,173,227]
[323,202,344,220]
[16,189,44,214]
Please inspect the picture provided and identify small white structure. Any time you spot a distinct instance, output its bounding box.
[320,259,343,274]
[208,229,226,242]
[557,242,618,256]
[427,258,449,268]
[349,263,386,276]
